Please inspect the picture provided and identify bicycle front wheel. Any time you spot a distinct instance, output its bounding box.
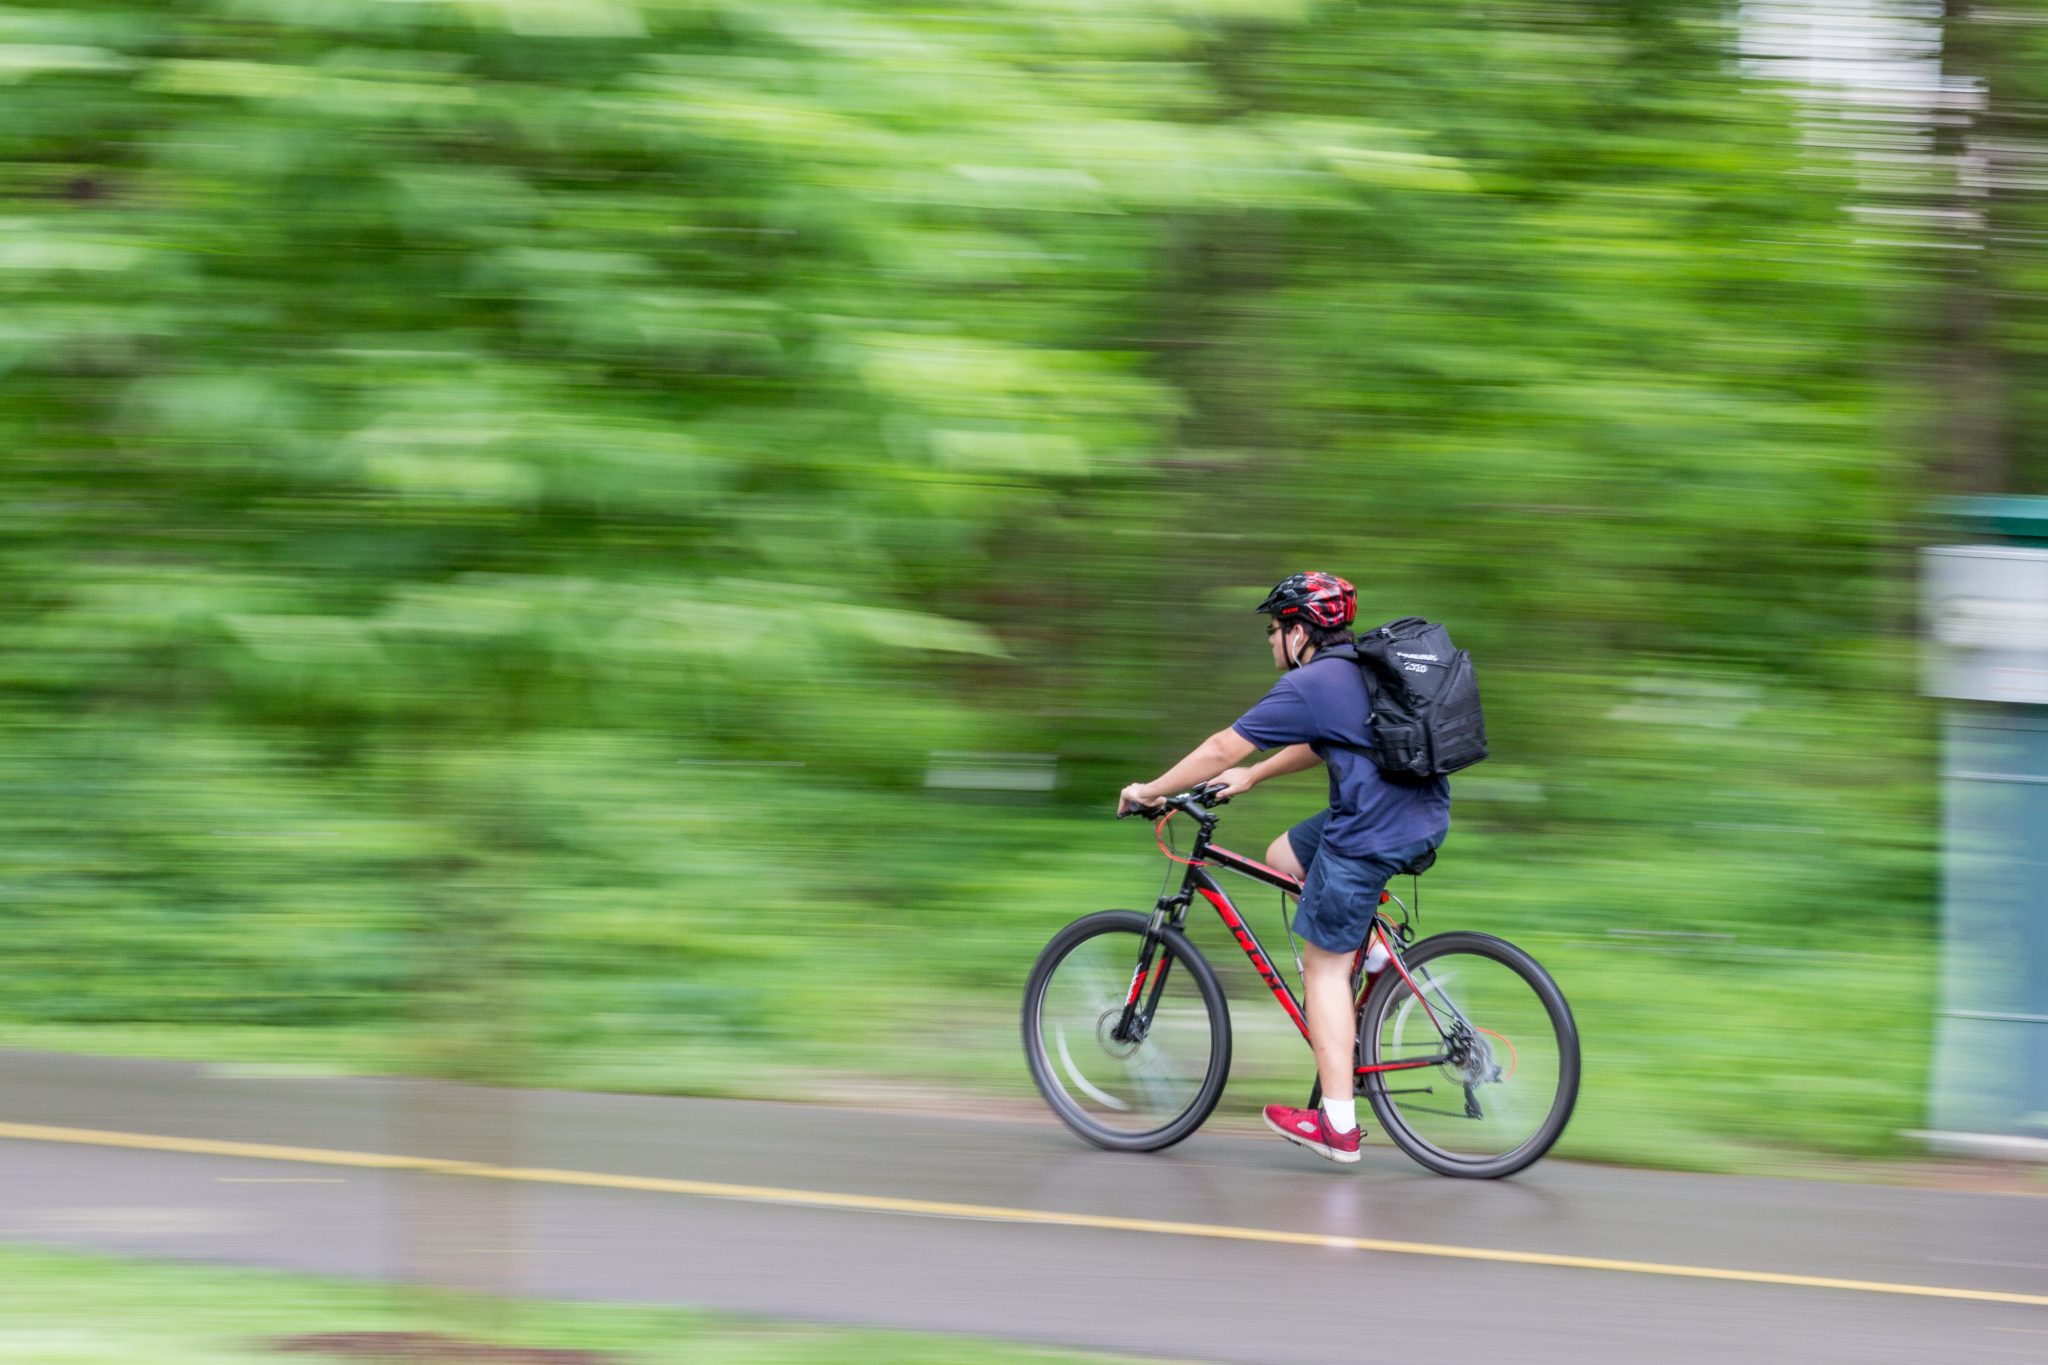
[1022,911,1231,1152]
[1360,931,1579,1179]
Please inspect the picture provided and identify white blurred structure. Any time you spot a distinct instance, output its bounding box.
[1741,0,1978,246]
[1921,518,2048,1155]
[1740,0,1945,109]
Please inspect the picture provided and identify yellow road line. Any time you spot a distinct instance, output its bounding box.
[2,1118,2044,1308]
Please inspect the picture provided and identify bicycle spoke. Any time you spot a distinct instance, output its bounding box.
[1364,939,1573,1173]
[1029,919,1223,1143]
[1397,1103,1494,1122]
[1052,1022,1129,1111]
[1071,963,1122,1012]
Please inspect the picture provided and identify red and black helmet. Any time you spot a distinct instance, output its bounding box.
[1255,572,1356,629]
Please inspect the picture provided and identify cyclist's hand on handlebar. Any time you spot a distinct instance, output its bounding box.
[1116,783,1159,818]
[1210,767,1257,800]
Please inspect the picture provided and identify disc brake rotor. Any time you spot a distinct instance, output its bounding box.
[1095,1008,1142,1058]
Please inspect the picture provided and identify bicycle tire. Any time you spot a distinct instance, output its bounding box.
[1359,930,1579,1179]
[1022,910,1232,1153]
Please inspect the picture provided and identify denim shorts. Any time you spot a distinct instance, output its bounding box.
[1286,809,1442,953]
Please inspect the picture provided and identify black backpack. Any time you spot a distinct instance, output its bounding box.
[1327,618,1487,780]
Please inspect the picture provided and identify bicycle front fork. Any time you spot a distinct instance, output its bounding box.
[1111,930,1176,1044]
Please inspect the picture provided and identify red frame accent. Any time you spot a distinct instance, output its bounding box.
[1380,926,1444,1033]
[1124,961,1152,1008]
[1188,869,1443,1078]
[1195,886,1310,1039]
[1352,921,1443,1073]
[1202,844,1296,885]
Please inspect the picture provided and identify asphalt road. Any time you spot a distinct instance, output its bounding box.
[1,1050,2044,1363]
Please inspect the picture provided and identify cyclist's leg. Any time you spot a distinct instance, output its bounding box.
[1300,939,1358,1104]
[1265,834,1306,883]
[1273,809,1340,1090]
[1263,841,1388,1160]
[1267,808,1328,886]
[1282,845,1409,1127]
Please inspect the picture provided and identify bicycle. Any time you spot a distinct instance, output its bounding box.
[1022,783,1579,1178]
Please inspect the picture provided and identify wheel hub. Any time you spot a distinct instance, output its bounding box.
[1096,1009,1143,1057]
[1443,1024,1497,1086]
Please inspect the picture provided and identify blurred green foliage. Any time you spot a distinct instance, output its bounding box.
[0,0,1982,1166]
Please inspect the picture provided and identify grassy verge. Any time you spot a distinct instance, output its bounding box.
[0,688,1942,1179]
[0,811,1936,1179]
[0,1242,1155,1365]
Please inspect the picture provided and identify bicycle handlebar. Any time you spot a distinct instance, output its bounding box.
[1117,782,1231,822]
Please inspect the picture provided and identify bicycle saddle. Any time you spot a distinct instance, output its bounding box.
[1397,847,1438,877]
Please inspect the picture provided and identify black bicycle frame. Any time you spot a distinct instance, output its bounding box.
[1113,810,1454,1079]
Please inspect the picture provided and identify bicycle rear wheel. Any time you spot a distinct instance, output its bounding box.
[1360,931,1579,1178]
[1023,910,1231,1152]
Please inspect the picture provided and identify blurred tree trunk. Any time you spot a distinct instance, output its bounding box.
[394,736,532,1324]
[1928,0,2006,494]
[1930,0,2048,494]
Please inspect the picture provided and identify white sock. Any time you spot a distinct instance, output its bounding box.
[1322,1096,1356,1132]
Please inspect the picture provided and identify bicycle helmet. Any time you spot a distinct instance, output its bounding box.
[1255,571,1356,629]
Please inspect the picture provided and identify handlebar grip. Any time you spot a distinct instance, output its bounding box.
[1120,786,1230,820]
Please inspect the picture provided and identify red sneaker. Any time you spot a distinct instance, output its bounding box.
[1262,1103,1363,1164]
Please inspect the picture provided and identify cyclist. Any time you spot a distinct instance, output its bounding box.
[1117,571,1450,1163]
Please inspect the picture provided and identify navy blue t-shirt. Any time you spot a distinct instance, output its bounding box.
[1231,654,1450,857]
